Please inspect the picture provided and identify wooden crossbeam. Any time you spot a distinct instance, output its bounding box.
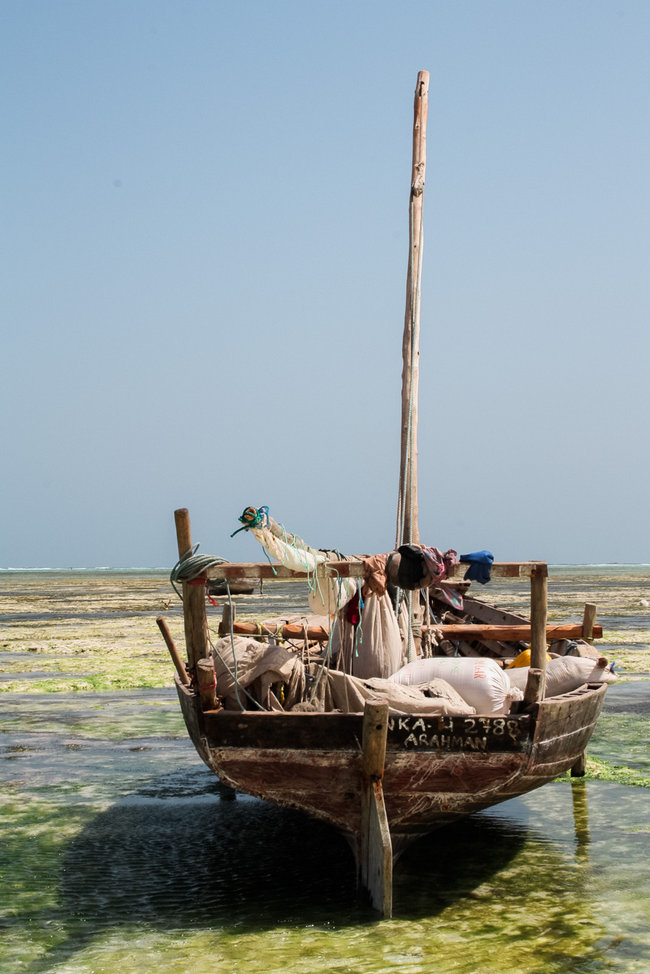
[205,560,548,581]
[218,620,601,643]
[424,623,602,641]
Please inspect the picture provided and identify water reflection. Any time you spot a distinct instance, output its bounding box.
[571,780,591,857]
[22,771,602,973]
[4,770,649,974]
[19,773,568,974]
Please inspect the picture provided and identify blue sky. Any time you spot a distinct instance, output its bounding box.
[2,0,649,567]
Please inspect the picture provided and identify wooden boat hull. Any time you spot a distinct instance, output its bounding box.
[175,678,607,847]
[207,579,255,596]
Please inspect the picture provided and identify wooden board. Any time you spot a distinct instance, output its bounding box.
[199,709,532,753]
[220,619,602,642]
[204,560,548,581]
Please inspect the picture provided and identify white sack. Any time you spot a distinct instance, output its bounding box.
[330,591,404,679]
[389,656,517,715]
[327,669,475,715]
[353,591,404,679]
[506,656,617,697]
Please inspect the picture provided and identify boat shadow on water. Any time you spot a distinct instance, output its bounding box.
[26,771,594,973]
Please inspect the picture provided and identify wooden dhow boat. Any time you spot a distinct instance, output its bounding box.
[157,73,612,916]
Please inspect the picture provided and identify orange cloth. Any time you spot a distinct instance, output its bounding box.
[362,553,389,597]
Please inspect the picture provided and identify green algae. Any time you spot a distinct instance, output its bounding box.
[556,759,650,789]
[1,780,648,974]
[1,569,648,973]
[1,567,648,692]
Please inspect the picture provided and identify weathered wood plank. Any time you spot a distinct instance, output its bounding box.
[362,703,389,779]
[156,616,190,685]
[219,619,601,643]
[460,597,530,626]
[360,702,392,915]
[426,623,601,641]
[204,560,549,581]
[523,667,544,708]
[529,569,548,700]
[582,603,597,644]
[196,657,218,711]
[200,710,532,752]
[386,712,532,752]
[361,780,393,916]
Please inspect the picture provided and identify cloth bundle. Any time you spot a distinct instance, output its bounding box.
[386,545,458,591]
[459,551,494,584]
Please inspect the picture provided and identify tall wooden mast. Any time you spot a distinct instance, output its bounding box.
[396,70,429,547]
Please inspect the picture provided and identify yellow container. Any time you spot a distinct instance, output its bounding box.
[506,647,551,669]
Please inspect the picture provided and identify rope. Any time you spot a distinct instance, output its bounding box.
[307,622,336,706]
[169,543,266,710]
[169,544,228,599]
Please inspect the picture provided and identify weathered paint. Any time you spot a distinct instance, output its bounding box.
[175,680,607,844]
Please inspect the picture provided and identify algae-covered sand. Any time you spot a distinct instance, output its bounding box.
[1,568,649,790]
[2,568,648,691]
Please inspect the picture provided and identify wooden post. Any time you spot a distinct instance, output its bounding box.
[397,70,429,547]
[220,601,236,636]
[174,508,210,670]
[523,667,543,708]
[196,657,218,710]
[156,616,190,685]
[571,585,604,758]
[582,603,597,644]
[570,751,587,777]
[529,565,548,701]
[360,702,393,916]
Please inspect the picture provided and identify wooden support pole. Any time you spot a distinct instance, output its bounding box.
[156,616,190,685]
[174,508,210,670]
[582,603,597,644]
[220,601,236,635]
[523,667,543,708]
[397,69,429,548]
[216,618,602,644]
[529,566,548,701]
[196,657,219,711]
[360,702,393,917]
[570,751,587,777]
[362,702,389,780]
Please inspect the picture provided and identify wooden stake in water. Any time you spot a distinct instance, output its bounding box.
[360,702,392,916]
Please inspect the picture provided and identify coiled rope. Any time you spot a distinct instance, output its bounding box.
[169,544,228,599]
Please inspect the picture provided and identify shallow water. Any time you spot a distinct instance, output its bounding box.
[1,685,649,974]
[0,568,649,972]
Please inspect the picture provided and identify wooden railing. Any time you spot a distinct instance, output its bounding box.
[173,509,599,706]
[204,557,553,700]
